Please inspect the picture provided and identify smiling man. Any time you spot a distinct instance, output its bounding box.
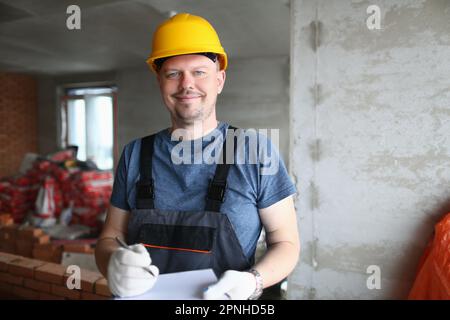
[95,13,300,300]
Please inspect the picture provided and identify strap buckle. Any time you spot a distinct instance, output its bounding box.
[136,180,154,200]
[207,180,227,203]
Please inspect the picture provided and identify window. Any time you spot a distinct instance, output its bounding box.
[61,86,117,170]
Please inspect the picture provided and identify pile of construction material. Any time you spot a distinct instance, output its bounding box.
[0,213,94,263]
[0,149,113,230]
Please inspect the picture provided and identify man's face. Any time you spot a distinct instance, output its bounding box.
[157,54,226,125]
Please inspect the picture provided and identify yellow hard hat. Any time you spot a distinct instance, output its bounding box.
[146,13,228,73]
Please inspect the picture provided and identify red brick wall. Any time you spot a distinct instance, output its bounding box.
[0,252,111,300]
[0,217,111,300]
[0,73,38,177]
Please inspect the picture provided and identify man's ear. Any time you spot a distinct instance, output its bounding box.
[217,70,226,94]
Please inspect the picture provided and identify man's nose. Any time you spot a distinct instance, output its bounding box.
[178,72,195,90]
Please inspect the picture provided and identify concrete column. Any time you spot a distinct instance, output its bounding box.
[289,0,450,299]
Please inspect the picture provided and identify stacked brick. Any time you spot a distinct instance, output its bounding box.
[32,243,63,263]
[0,214,13,226]
[61,243,95,255]
[0,217,96,263]
[0,252,112,300]
[32,242,96,263]
[0,223,50,258]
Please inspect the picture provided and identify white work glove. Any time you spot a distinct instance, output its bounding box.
[203,270,257,300]
[107,243,159,297]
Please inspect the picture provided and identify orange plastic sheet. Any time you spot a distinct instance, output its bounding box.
[408,212,450,300]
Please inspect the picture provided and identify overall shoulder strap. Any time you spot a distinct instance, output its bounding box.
[205,125,238,212]
[136,134,156,209]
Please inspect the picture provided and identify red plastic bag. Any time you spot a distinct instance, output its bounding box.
[408,212,450,299]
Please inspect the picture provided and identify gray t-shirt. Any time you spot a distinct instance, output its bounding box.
[110,121,296,259]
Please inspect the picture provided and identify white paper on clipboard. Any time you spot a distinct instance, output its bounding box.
[115,268,226,300]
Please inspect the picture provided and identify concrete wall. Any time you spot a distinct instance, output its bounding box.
[219,56,290,166]
[115,66,167,151]
[289,0,450,299]
[116,56,291,165]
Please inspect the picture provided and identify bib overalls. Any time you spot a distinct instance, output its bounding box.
[126,127,253,277]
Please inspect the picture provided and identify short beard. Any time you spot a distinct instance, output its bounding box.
[174,102,215,125]
[175,108,203,124]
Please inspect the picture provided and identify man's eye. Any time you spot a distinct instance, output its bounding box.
[166,72,180,78]
[194,71,206,76]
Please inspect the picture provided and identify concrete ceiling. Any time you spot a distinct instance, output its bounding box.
[0,0,290,75]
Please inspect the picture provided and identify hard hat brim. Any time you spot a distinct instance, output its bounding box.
[147,49,228,73]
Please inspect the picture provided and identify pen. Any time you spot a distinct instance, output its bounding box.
[115,237,156,277]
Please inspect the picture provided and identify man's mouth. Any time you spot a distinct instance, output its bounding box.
[174,95,202,101]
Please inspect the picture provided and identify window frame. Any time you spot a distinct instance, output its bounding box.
[60,89,118,171]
